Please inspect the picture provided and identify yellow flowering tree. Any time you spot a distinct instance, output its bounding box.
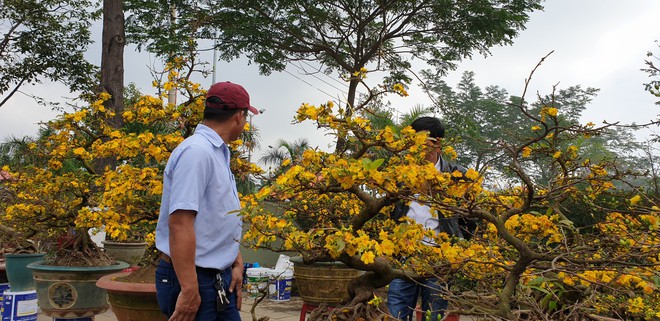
[2,58,260,266]
[242,76,660,320]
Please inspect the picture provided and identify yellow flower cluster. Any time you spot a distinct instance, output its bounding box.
[351,67,368,79]
[540,106,559,121]
[493,213,563,245]
[236,88,660,320]
[2,70,261,248]
[392,83,409,97]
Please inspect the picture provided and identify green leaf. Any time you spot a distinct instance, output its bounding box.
[362,158,384,171]
[548,300,558,312]
[372,158,385,169]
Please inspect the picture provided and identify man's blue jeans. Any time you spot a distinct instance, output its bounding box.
[155,259,241,321]
[387,277,448,321]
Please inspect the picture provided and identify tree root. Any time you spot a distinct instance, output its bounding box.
[49,231,114,267]
[308,301,392,321]
[308,286,392,321]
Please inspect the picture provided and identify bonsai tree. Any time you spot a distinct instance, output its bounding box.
[1,168,43,255]
[0,224,41,255]
[241,67,660,320]
[1,58,261,267]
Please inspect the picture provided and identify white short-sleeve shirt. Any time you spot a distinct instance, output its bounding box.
[155,124,242,270]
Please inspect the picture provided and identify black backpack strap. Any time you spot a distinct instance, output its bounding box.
[391,201,410,221]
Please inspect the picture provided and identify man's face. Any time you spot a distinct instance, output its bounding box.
[425,136,442,164]
[230,109,249,141]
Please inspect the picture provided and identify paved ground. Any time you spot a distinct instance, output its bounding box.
[36,294,304,321]
[34,292,475,321]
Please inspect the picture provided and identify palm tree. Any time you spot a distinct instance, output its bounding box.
[0,127,55,169]
[259,138,310,168]
[365,104,432,132]
[235,122,262,195]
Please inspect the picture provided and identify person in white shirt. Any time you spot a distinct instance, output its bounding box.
[387,116,472,321]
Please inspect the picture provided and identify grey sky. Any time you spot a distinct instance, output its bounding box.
[1,0,659,161]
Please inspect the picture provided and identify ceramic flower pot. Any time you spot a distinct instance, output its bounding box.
[5,253,45,291]
[101,241,148,266]
[27,260,128,318]
[96,271,167,321]
[290,256,364,307]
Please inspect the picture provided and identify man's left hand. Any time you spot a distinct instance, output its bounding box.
[229,264,243,310]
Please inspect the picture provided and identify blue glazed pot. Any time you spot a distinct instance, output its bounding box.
[5,253,45,291]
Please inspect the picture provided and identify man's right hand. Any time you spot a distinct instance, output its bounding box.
[168,210,199,321]
[169,289,201,321]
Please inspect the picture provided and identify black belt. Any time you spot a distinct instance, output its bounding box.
[161,253,172,263]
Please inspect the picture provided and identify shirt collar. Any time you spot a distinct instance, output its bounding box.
[194,123,226,148]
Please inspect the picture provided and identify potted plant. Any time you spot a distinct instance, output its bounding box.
[100,217,153,267]
[96,247,166,321]
[241,68,660,321]
[290,256,363,307]
[0,224,46,292]
[0,170,46,292]
[3,57,260,320]
[0,86,176,317]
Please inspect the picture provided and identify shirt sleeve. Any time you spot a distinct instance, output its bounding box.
[167,144,213,215]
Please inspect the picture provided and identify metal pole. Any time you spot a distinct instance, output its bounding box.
[167,4,177,106]
[212,37,218,84]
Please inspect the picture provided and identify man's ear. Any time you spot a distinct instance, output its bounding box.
[233,111,244,124]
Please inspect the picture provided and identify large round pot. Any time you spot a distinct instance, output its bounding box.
[290,256,364,307]
[5,253,45,291]
[96,271,167,321]
[102,241,148,266]
[27,260,129,318]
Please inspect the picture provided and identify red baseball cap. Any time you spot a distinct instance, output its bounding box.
[205,81,259,115]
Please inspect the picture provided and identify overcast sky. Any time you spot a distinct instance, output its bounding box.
[1,0,659,161]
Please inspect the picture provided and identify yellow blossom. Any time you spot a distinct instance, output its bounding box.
[630,195,641,206]
[465,168,479,181]
[360,251,376,264]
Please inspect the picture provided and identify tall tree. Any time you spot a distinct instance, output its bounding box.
[213,0,543,116]
[0,0,99,108]
[124,0,212,61]
[100,0,125,127]
[642,40,660,107]
[424,70,642,185]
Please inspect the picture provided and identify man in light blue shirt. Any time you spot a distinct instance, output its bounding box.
[155,81,259,321]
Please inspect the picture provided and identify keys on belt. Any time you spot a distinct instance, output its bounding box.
[161,253,230,311]
[215,273,230,311]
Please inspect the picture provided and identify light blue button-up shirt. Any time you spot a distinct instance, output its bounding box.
[155,124,242,270]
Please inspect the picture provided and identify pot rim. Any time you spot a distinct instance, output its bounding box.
[96,271,156,294]
[26,260,129,272]
[101,240,148,246]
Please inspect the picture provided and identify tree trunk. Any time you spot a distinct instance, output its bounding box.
[96,0,125,174]
[100,0,125,128]
[334,78,360,154]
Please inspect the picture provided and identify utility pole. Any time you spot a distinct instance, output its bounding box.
[212,36,218,84]
[167,5,177,106]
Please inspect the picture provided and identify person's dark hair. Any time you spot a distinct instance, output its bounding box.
[203,106,247,122]
[410,117,445,138]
